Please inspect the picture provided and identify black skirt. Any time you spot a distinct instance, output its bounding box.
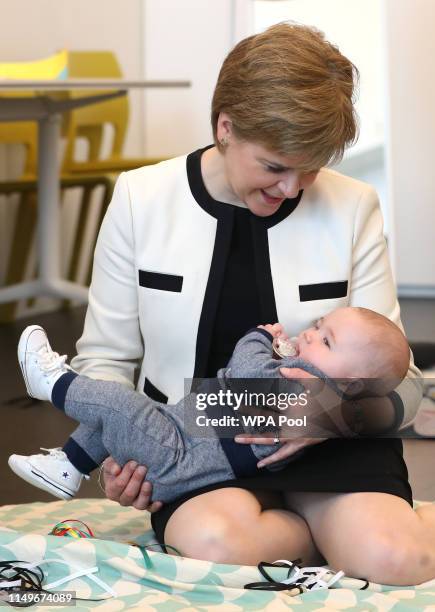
[151,438,413,544]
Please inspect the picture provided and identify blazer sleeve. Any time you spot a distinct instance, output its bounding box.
[70,173,142,389]
[349,184,422,429]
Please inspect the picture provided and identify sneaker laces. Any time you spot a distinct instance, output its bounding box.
[35,448,90,480]
[39,447,68,460]
[33,348,70,375]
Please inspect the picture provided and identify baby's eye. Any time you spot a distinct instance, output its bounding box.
[323,337,330,348]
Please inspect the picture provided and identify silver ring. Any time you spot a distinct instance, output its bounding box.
[273,436,280,445]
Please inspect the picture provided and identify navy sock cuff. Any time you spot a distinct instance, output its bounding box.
[52,371,78,410]
[62,437,99,475]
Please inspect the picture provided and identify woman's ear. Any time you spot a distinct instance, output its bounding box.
[216,112,233,142]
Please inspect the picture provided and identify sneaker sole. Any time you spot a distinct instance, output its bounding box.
[8,456,75,501]
[17,325,45,399]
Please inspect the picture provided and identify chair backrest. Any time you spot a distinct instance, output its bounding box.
[0,50,68,178]
[62,51,130,169]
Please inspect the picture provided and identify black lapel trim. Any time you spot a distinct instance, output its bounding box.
[187,148,235,379]
[186,146,303,223]
[257,190,303,230]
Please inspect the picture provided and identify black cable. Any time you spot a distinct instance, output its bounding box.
[244,559,369,593]
[0,560,114,606]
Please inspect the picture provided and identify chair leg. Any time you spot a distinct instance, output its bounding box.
[0,192,37,322]
[62,184,93,309]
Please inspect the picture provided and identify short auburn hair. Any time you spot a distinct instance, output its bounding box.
[211,22,359,170]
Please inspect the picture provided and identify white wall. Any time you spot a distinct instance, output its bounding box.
[142,0,235,158]
[384,0,435,295]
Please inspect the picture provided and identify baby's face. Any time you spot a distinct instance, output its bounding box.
[295,308,370,379]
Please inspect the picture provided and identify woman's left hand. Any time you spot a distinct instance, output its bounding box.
[234,435,325,468]
[234,366,346,467]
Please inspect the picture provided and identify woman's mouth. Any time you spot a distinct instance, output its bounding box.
[261,189,284,206]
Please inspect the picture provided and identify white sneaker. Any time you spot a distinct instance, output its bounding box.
[8,448,88,500]
[18,325,72,401]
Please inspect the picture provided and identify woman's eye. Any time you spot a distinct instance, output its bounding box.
[323,337,330,348]
[265,165,284,173]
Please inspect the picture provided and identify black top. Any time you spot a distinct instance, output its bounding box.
[205,206,263,376]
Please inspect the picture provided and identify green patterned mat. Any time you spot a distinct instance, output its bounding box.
[0,498,434,610]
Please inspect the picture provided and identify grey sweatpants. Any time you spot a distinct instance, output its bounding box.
[64,375,257,503]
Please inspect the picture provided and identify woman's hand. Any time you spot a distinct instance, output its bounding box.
[235,366,352,467]
[235,435,325,468]
[102,457,163,512]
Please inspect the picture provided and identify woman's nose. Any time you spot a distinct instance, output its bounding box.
[277,172,300,198]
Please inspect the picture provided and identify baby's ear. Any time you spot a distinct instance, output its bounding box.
[337,378,365,397]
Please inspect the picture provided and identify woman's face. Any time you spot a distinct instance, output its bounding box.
[219,125,319,217]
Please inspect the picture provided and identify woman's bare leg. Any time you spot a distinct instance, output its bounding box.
[164,487,324,566]
[285,491,435,585]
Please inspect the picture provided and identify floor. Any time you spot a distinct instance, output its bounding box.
[1,301,435,507]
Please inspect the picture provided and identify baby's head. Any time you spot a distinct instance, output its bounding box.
[295,307,410,397]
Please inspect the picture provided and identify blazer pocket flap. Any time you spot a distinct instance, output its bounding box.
[299,281,348,302]
[144,377,168,404]
[138,270,183,292]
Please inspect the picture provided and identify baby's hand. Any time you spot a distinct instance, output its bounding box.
[257,323,285,339]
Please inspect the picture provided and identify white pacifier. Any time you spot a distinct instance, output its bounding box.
[273,336,298,358]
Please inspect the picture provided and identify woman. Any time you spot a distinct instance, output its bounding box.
[72,23,431,585]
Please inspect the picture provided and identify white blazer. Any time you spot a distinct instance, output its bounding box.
[71,150,422,427]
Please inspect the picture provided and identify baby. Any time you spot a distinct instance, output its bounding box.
[9,307,410,503]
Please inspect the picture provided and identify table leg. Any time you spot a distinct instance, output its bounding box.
[0,111,88,305]
[37,112,62,282]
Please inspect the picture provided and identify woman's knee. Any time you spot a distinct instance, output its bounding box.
[330,532,434,586]
[170,512,243,563]
[164,492,262,563]
[367,535,434,585]
[162,488,318,565]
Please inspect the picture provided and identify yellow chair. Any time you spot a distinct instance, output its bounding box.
[0,50,68,80]
[63,50,164,174]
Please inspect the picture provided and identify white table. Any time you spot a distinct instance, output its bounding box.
[0,78,190,304]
